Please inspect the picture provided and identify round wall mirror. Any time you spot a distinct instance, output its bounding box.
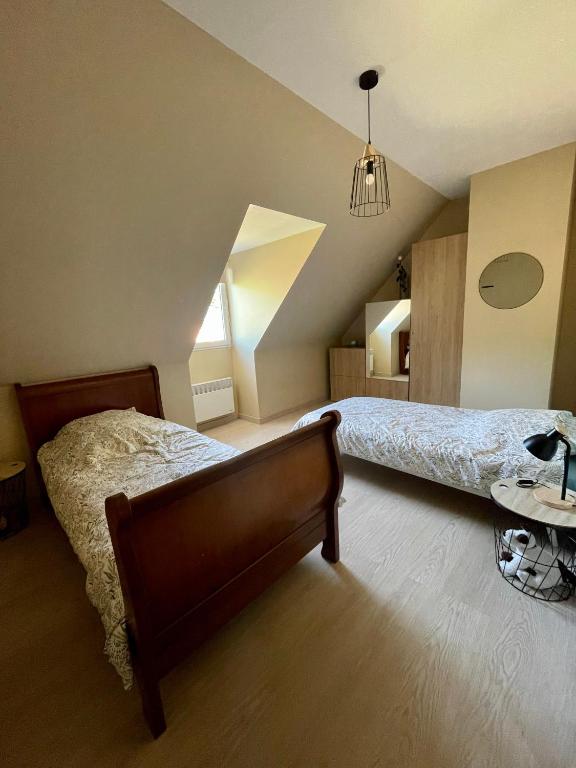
[478,252,543,309]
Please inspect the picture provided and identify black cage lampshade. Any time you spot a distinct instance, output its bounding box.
[350,69,391,217]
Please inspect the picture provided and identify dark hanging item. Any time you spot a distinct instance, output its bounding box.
[350,69,391,217]
[395,254,408,298]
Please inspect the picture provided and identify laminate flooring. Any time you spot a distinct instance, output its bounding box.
[2,409,575,767]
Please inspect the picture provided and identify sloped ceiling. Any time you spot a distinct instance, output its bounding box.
[165,0,576,198]
[227,227,324,417]
[231,205,323,254]
[1,1,443,417]
[228,227,325,351]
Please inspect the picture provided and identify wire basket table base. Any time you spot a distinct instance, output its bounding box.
[494,522,576,602]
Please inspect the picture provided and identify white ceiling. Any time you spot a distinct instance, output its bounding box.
[165,0,576,197]
[230,204,323,254]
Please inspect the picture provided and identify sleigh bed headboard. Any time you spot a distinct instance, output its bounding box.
[15,365,164,459]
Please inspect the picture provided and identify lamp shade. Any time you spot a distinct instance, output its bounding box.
[523,429,562,462]
[350,143,391,218]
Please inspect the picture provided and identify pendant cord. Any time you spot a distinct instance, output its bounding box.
[367,89,371,144]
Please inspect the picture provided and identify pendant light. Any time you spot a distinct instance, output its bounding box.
[350,69,390,217]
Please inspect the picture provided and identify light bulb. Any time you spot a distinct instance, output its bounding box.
[365,158,375,186]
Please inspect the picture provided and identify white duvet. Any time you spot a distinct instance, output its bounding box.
[293,398,571,495]
[38,408,239,688]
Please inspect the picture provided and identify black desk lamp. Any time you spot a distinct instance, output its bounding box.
[524,428,573,510]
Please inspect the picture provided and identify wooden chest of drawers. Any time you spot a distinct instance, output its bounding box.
[329,348,366,401]
[329,348,410,403]
[366,377,409,401]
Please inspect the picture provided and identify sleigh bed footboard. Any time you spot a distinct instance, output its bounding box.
[105,410,342,738]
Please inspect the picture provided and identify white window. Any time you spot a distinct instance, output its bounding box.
[195,283,231,349]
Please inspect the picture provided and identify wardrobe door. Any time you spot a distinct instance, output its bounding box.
[409,233,467,406]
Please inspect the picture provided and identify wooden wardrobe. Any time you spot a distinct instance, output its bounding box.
[409,233,467,406]
[330,232,467,407]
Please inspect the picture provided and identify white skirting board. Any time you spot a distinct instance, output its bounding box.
[192,378,235,423]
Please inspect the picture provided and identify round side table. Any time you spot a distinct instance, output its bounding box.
[491,478,576,602]
[0,461,27,540]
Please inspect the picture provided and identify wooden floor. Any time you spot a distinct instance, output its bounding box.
[2,408,576,767]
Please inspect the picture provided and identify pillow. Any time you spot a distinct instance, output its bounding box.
[38,408,170,473]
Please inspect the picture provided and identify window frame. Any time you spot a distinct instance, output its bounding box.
[194,282,232,351]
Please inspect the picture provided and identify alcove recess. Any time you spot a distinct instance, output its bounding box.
[330,233,468,406]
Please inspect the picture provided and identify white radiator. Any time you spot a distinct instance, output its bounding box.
[192,377,235,423]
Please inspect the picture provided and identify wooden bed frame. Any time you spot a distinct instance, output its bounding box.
[15,366,342,738]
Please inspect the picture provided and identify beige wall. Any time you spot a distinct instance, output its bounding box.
[371,327,392,377]
[255,344,329,420]
[551,176,576,414]
[368,302,411,377]
[1,0,444,463]
[419,196,469,242]
[0,386,31,468]
[189,347,233,385]
[227,228,324,418]
[366,301,399,375]
[342,197,468,344]
[189,345,235,418]
[460,144,576,409]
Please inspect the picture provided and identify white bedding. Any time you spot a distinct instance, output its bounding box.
[293,398,571,496]
[38,408,239,688]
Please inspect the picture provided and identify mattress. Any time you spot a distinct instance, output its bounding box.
[38,408,239,688]
[294,398,571,496]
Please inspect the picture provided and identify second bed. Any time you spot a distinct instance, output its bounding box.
[294,397,572,496]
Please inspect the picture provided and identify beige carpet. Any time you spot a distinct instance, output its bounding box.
[2,411,576,768]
